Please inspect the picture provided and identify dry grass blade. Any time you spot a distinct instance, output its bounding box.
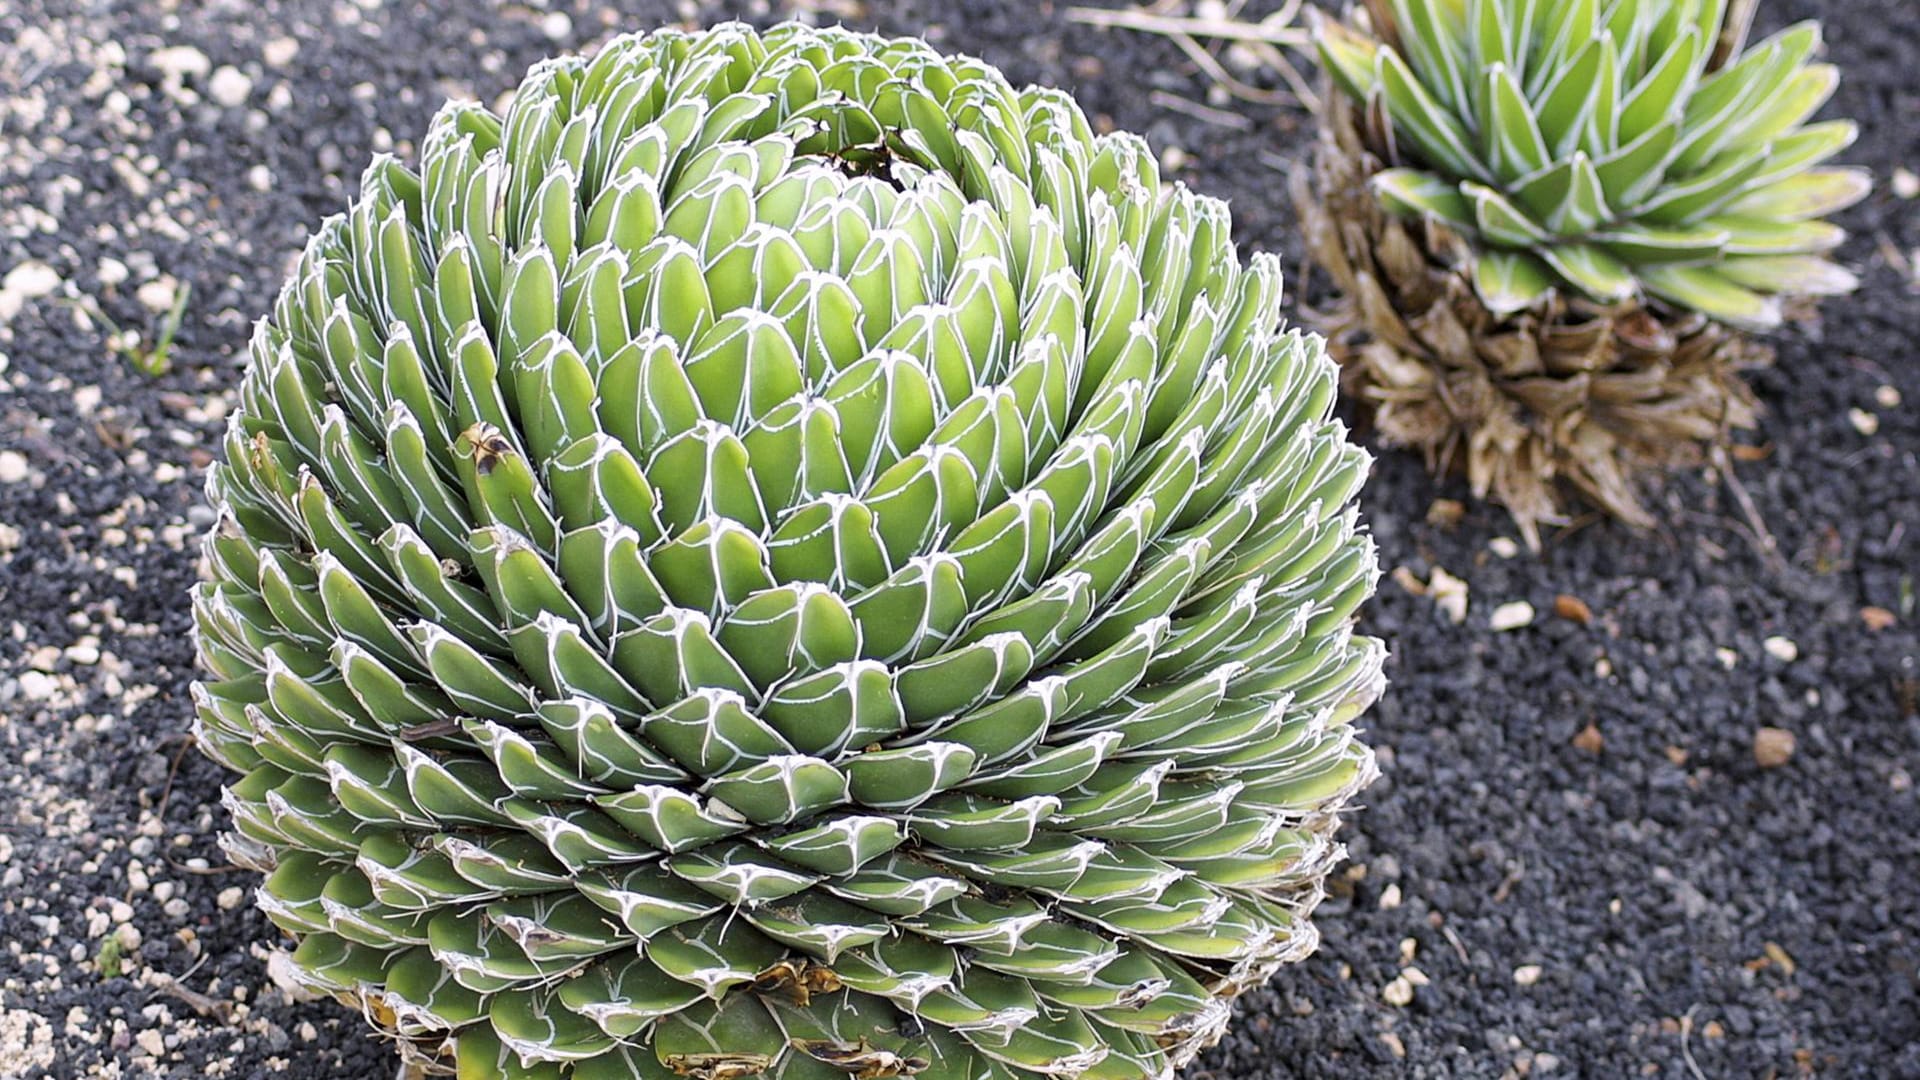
[1065,2,1319,110]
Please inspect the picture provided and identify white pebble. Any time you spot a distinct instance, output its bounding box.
[208,65,253,107]
[17,671,55,701]
[1490,600,1536,632]
[217,887,245,911]
[1487,537,1520,558]
[0,261,62,323]
[1381,975,1414,1007]
[247,164,273,192]
[1514,964,1544,986]
[135,278,177,313]
[3,260,61,299]
[148,45,211,82]
[540,10,573,40]
[1849,408,1880,436]
[1428,566,1469,625]
[1764,636,1798,663]
[0,450,28,483]
[263,37,300,67]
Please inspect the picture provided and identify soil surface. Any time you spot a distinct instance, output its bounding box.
[1,1,1914,1078]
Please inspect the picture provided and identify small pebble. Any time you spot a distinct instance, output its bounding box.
[1381,975,1415,1007]
[1848,408,1879,436]
[148,45,210,82]
[0,450,29,484]
[1514,964,1544,987]
[0,260,62,322]
[1894,167,1920,200]
[1429,567,1469,625]
[135,277,177,313]
[17,671,57,700]
[1763,636,1798,663]
[1553,594,1592,625]
[208,65,254,107]
[1490,601,1535,632]
[263,36,300,67]
[1754,727,1797,769]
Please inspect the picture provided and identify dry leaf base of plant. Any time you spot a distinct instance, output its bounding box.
[1291,95,1770,549]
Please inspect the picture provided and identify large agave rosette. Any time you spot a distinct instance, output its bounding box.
[193,22,1382,1080]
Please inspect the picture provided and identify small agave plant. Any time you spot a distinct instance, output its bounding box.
[192,22,1384,1080]
[1296,0,1868,542]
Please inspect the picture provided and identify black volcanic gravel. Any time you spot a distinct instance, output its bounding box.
[0,1,1914,1078]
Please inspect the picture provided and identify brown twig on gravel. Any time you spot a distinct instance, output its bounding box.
[1065,1,1319,110]
[152,973,236,1023]
[1711,446,1785,572]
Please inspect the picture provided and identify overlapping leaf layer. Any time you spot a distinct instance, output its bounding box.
[193,23,1381,1080]
[1319,0,1867,327]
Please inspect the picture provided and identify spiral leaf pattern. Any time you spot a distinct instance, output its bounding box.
[194,22,1382,1080]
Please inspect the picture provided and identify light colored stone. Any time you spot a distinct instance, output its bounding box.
[0,450,28,484]
[1763,636,1798,663]
[135,277,177,313]
[0,261,62,323]
[1490,600,1536,632]
[1754,727,1797,768]
[148,45,211,82]
[0,1009,57,1074]
[17,671,56,701]
[1514,964,1543,986]
[1428,566,1469,625]
[1381,974,1414,1007]
[263,36,300,67]
[208,65,253,107]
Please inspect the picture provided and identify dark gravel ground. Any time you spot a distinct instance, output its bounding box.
[0,0,1914,1077]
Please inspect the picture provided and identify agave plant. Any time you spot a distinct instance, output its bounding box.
[1296,0,1867,541]
[193,22,1382,1080]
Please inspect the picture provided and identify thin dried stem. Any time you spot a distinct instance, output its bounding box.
[1065,3,1320,110]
